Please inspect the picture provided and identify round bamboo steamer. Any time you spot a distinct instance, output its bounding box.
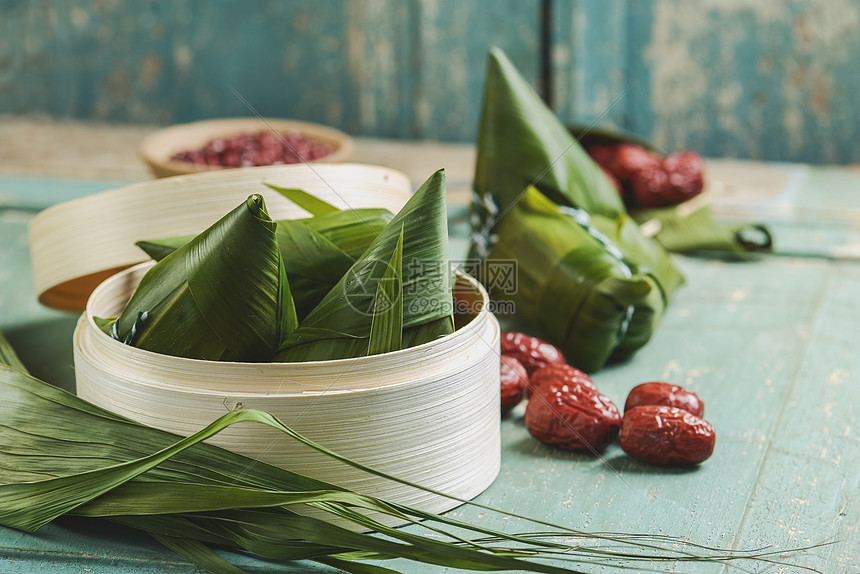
[31,163,502,524]
[28,163,409,311]
[74,262,501,522]
[138,117,354,178]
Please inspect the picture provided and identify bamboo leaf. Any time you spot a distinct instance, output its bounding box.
[0,331,27,375]
[299,208,392,259]
[0,365,820,574]
[275,219,356,320]
[150,533,252,574]
[367,225,404,356]
[112,195,286,361]
[567,123,662,154]
[634,203,774,258]
[136,207,393,322]
[264,183,341,216]
[275,170,453,362]
[277,256,299,338]
[479,188,660,372]
[475,48,624,218]
[136,235,193,261]
[472,48,684,371]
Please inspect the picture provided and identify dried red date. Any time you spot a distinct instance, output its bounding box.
[585,143,705,209]
[528,363,596,397]
[620,405,715,465]
[662,151,705,204]
[624,382,704,417]
[500,355,529,414]
[525,383,620,453]
[500,332,565,376]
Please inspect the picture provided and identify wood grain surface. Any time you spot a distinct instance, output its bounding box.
[0,121,859,571]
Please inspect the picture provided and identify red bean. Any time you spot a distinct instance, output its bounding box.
[620,405,715,465]
[171,130,334,167]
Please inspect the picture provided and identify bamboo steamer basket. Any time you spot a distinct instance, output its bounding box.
[74,263,500,520]
[138,117,354,178]
[28,163,501,522]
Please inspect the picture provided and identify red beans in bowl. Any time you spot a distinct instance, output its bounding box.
[171,130,334,167]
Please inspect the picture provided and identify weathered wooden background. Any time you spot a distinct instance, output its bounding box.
[3,0,859,164]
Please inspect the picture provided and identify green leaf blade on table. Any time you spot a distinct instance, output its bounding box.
[0,331,27,374]
[113,195,286,362]
[149,534,253,574]
[0,365,818,573]
[634,201,774,258]
[275,169,454,362]
[367,225,404,356]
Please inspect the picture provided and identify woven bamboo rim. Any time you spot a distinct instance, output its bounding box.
[28,163,409,311]
[138,117,354,178]
[75,262,501,520]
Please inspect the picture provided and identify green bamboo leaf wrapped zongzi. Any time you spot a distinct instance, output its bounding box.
[472,48,684,371]
[474,48,625,219]
[136,205,394,321]
[479,187,665,372]
[109,195,295,362]
[275,170,454,361]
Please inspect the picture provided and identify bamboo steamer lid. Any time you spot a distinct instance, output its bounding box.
[74,262,501,521]
[28,163,411,311]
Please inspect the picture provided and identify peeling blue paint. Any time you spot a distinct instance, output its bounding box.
[2,0,859,163]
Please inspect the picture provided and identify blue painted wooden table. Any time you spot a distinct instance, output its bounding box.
[0,167,858,573]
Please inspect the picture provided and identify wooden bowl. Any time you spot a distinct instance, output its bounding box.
[138,117,354,178]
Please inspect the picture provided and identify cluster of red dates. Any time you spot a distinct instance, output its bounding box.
[586,144,705,209]
[500,332,715,466]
